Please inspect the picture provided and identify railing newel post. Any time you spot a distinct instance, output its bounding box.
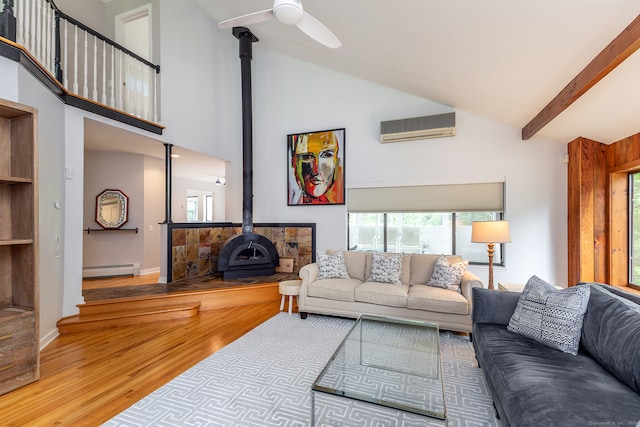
[54,11,63,82]
[1,0,16,41]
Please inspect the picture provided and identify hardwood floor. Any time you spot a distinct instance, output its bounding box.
[0,302,282,426]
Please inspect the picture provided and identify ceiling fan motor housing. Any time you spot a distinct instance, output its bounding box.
[273,0,303,25]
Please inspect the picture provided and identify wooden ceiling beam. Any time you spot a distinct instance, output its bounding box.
[522,15,640,140]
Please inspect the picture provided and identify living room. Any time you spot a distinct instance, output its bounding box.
[1,0,640,424]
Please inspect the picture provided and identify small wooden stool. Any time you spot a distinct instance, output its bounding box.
[279,279,302,315]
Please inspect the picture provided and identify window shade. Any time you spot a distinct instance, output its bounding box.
[347,182,504,213]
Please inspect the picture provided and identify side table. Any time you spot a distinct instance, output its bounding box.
[279,279,302,315]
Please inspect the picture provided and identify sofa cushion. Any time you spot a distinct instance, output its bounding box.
[317,251,350,279]
[367,252,403,284]
[307,278,362,302]
[407,284,469,314]
[341,250,368,281]
[355,282,409,307]
[426,255,468,292]
[409,254,462,285]
[507,276,590,355]
[580,283,640,394]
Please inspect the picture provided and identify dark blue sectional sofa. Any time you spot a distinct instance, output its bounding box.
[472,284,640,427]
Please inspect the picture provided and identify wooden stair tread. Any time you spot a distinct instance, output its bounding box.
[57,302,201,334]
[59,303,201,324]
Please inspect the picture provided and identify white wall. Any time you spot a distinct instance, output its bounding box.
[16,65,66,347]
[83,151,145,269]
[143,156,164,272]
[246,48,568,287]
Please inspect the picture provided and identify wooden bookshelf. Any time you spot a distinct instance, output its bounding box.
[0,98,39,395]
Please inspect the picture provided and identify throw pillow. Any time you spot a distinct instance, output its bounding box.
[426,255,468,292]
[316,251,350,280]
[507,275,590,355]
[366,252,403,284]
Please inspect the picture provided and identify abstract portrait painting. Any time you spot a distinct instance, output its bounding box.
[287,128,345,206]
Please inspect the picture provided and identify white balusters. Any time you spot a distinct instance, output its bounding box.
[117,50,123,111]
[82,31,88,98]
[152,69,157,122]
[72,24,78,94]
[101,39,106,104]
[110,44,115,107]
[92,35,97,101]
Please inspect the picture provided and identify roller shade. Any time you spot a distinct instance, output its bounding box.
[347,182,504,213]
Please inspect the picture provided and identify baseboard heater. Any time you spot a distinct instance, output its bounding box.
[82,263,141,278]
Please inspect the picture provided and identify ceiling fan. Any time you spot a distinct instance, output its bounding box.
[218,0,342,49]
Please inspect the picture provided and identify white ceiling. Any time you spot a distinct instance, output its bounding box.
[84,119,226,183]
[194,0,640,144]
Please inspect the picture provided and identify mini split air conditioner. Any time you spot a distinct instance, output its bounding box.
[380,112,455,143]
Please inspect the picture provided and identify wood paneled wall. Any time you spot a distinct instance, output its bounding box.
[568,132,640,286]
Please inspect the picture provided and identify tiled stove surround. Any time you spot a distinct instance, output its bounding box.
[169,223,315,282]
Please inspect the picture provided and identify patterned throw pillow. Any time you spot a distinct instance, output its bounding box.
[317,251,350,280]
[366,252,403,285]
[507,275,590,355]
[426,255,468,292]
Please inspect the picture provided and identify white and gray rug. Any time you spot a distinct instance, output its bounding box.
[103,313,498,427]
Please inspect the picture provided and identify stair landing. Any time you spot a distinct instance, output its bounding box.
[58,273,297,334]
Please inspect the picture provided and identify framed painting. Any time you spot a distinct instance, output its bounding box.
[287,128,345,206]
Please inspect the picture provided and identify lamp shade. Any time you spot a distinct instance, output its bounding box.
[471,220,511,243]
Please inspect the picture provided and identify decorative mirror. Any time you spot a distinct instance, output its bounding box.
[95,189,129,229]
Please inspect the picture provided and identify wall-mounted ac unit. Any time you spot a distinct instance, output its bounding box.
[380,112,455,143]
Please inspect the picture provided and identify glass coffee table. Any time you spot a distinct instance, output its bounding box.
[311,314,446,425]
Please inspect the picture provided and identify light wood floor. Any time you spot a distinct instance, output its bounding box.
[0,302,281,426]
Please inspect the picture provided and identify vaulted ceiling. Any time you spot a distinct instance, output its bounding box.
[195,0,640,144]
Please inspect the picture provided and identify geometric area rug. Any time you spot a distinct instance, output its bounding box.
[103,313,499,427]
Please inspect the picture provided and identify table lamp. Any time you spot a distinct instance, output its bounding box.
[471,220,511,290]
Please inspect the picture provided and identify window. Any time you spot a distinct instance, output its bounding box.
[348,211,504,265]
[186,196,198,222]
[629,172,640,285]
[204,195,213,222]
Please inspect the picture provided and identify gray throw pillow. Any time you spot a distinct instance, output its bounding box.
[426,255,468,292]
[507,275,590,355]
[366,252,403,284]
[317,251,350,279]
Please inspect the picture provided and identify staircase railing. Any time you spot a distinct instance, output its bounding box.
[0,0,160,123]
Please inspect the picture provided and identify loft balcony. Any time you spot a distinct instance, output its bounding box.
[0,0,163,134]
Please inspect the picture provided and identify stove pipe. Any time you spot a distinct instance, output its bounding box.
[233,27,258,234]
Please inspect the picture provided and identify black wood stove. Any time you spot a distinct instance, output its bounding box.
[217,27,279,280]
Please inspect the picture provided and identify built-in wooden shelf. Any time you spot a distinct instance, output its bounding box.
[0,176,32,184]
[0,239,33,246]
[84,227,139,234]
[0,306,33,320]
[0,97,39,396]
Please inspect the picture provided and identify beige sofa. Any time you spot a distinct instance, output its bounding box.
[298,251,484,333]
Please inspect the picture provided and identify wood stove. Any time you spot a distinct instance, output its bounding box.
[217,27,279,280]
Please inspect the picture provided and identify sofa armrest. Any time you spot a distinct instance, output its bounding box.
[299,262,319,286]
[472,288,520,326]
[460,270,484,311]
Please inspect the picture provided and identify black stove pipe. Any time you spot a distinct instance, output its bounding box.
[233,27,259,234]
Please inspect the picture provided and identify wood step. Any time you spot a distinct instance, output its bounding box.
[79,282,281,315]
[57,302,200,334]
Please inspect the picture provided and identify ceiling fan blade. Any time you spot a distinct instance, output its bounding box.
[296,12,341,48]
[218,9,275,29]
